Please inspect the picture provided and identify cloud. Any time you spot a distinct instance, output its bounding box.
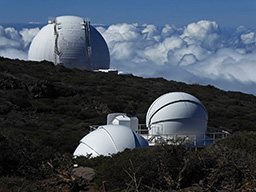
[98,20,256,95]
[0,25,39,60]
[181,20,222,50]
[19,27,40,48]
[1,21,256,95]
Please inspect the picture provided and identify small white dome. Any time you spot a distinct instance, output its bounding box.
[146,92,208,142]
[73,124,148,158]
[28,15,110,70]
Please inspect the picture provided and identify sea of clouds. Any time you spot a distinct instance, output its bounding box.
[1,20,256,95]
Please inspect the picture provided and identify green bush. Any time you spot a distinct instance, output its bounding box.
[77,145,188,191]
[179,132,256,191]
[215,131,256,154]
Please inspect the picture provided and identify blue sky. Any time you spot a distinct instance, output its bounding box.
[1,0,256,28]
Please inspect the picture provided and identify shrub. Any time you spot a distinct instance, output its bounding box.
[77,145,188,191]
[178,132,256,191]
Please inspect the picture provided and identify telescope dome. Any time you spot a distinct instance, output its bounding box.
[73,124,148,158]
[146,92,208,143]
[28,15,110,70]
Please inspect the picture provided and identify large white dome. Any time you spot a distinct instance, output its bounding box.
[146,92,208,143]
[28,15,110,70]
[73,124,148,158]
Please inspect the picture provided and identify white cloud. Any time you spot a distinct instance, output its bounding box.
[0,25,39,59]
[181,20,221,50]
[241,32,256,45]
[189,48,256,83]
[1,20,256,95]
[98,21,256,95]
[0,48,27,60]
[19,27,40,48]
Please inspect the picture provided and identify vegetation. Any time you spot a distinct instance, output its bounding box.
[77,132,256,191]
[0,57,256,191]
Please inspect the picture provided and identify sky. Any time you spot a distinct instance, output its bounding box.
[1,0,256,95]
[1,0,256,28]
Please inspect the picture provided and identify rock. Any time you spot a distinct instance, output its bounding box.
[71,167,96,186]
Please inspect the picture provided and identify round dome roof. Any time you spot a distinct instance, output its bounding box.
[28,15,110,70]
[146,92,208,138]
[73,124,148,158]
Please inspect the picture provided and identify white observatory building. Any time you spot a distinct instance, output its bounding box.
[73,113,149,158]
[28,15,110,70]
[146,92,208,146]
[73,92,228,158]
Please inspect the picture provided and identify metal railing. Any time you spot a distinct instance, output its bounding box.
[136,124,230,148]
[89,124,230,148]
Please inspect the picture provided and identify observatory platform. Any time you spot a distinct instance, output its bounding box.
[136,124,229,148]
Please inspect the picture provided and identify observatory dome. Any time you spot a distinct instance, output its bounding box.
[146,92,208,143]
[28,15,110,70]
[73,124,148,158]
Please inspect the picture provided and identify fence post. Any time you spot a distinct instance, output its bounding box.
[102,181,107,192]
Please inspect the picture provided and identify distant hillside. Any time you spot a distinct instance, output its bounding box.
[1,57,256,153]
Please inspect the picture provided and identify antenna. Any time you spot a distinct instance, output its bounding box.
[48,17,56,24]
